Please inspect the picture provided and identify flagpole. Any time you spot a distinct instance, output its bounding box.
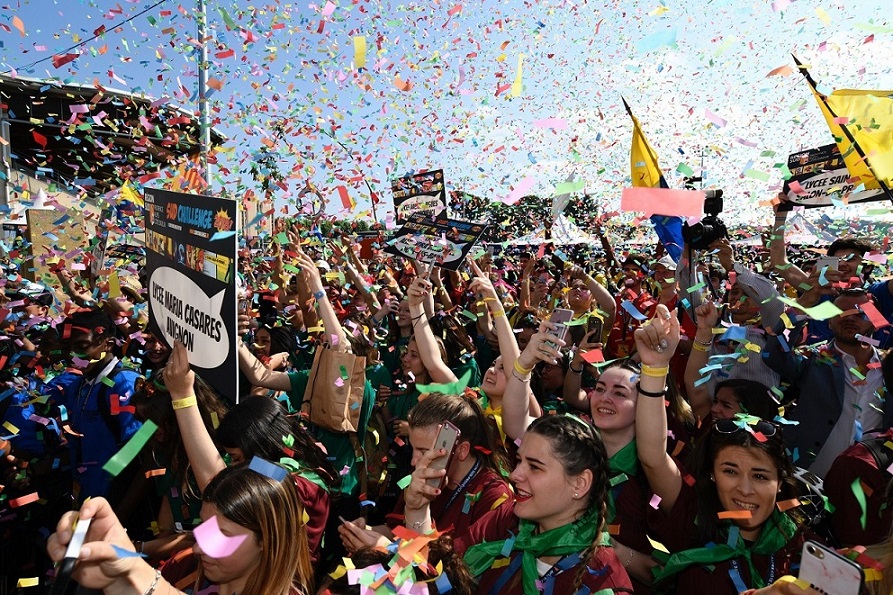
[792,54,893,206]
[197,0,211,189]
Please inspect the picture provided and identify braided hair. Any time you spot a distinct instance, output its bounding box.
[525,415,611,591]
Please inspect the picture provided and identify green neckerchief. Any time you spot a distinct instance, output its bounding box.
[278,457,330,493]
[464,507,602,594]
[606,439,638,523]
[655,510,797,589]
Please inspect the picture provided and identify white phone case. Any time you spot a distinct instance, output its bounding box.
[798,540,863,595]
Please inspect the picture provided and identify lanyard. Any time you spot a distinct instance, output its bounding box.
[443,457,482,512]
[729,554,775,593]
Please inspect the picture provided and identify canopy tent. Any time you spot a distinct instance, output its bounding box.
[506,214,599,245]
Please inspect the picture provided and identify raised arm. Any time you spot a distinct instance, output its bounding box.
[502,321,565,439]
[164,342,226,491]
[767,201,808,287]
[468,259,521,367]
[295,248,349,352]
[563,330,602,412]
[406,277,458,384]
[569,264,617,330]
[684,302,720,420]
[634,304,683,512]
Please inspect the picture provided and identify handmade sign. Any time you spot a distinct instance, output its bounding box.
[385,212,487,271]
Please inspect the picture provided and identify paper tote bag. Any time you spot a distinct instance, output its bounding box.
[301,347,367,433]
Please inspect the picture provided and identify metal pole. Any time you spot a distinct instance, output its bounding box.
[0,107,10,208]
[197,0,211,189]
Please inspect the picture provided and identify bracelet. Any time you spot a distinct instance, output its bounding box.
[640,364,669,378]
[511,370,532,383]
[490,309,505,319]
[691,341,710,353]
[312,290,326,301]
[410,519,425,530]
[171,396,197,410]
[143,569,162,595]
[623,547,636,569]
[513,359,534,376]
[569,362,584,374]
[694,338,713,347]
[636,382,667,398]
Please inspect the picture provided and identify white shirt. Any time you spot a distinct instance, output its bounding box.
[809,344,883,478]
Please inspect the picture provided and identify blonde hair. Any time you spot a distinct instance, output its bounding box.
[200,465,313,595]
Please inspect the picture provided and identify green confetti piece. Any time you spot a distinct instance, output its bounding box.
[100,376,116,387]
[777,297,844,321]
[102,421,157,477]
[744,169,770,182]
[851,477,867,530]
[397,474,413,490]
[676,162,695,177]
[553,180,586,195]
[275,232,289,244]
[415,369,473,396]
[340,365,349,380]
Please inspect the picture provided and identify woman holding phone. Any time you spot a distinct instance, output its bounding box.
[501,317,661,592]
[339,392,513,552]
[47,464,313,595]
[403,413,633,593]
[634,304,819,593]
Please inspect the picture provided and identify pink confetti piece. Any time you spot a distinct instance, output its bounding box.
[193,515,248,558]
[649,494,662,509]
[532,117,568,130]
[321,1,336,16]
[503,177,537,205]
[704,109,727,128]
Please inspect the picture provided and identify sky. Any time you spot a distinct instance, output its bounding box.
[1,0,891,232]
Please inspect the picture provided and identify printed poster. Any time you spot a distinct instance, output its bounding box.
[384,212,487,271]
[144,188,239,404]
[391,169,447,223]
[781,144,884,210]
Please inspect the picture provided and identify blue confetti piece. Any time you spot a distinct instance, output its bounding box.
[435,570,452,593]
[248,456,288,482]
[719,325,747,342]
[111,544,147,559]
[621,300,648,321]
[500,533,516,557]
[210,231,237,241]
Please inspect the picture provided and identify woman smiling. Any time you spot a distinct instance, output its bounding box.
[634,304,816,593]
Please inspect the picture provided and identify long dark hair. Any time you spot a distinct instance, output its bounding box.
[714,378,778,421]
[689,420,797,544]
[526,415,611,591]
[408,392,508,476]
[215,397,342,494]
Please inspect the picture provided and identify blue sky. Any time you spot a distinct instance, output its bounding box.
[1,0,891,230]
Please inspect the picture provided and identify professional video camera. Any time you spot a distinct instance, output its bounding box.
[682,189,728,250]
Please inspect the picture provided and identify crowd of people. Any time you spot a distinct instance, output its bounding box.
[3,199,893,594]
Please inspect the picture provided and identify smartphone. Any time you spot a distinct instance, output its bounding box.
[50,517,92,595]
[815,255,839,273]
[548,308,575,346]
[798,540,863,595]
[425,421,461,490]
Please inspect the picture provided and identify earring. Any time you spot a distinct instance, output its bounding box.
[710,474,715,482]
[573,492,579,499]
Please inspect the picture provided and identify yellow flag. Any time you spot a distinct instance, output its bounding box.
[120,180,143,207]
[810,87,893,189]
[628,107,665,188]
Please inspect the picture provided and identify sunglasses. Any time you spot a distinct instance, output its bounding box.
[713,416,778,439]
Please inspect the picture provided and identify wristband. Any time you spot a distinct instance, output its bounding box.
[636,382,667,398]
[694,338,713,346]
[640,364,669,378]
[513,359,534,376]
[691,341,710,353]
[569,362,584,374]
[312,290,326,301]
[171,396,197,410]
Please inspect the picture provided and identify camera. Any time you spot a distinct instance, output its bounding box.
[682,189,728,250]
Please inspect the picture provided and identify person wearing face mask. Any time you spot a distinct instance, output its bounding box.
[56,309,143,507]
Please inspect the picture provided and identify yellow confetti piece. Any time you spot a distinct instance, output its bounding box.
[210,411,220,429]
[2,421,19,435]
[490,493,509,510]
[302,509,310,526]
[353,36,367,69]
[510,54,523,97]
[648,536,670,554]
[815,6,831,24]
[108,271,121,299]
[16,578,38,588]
[744,342,762,353]
[329,565,347,580]
[777,575,812,589]
[491,558,511,568]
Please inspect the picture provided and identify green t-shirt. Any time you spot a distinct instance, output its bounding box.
[286,370,376,497]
